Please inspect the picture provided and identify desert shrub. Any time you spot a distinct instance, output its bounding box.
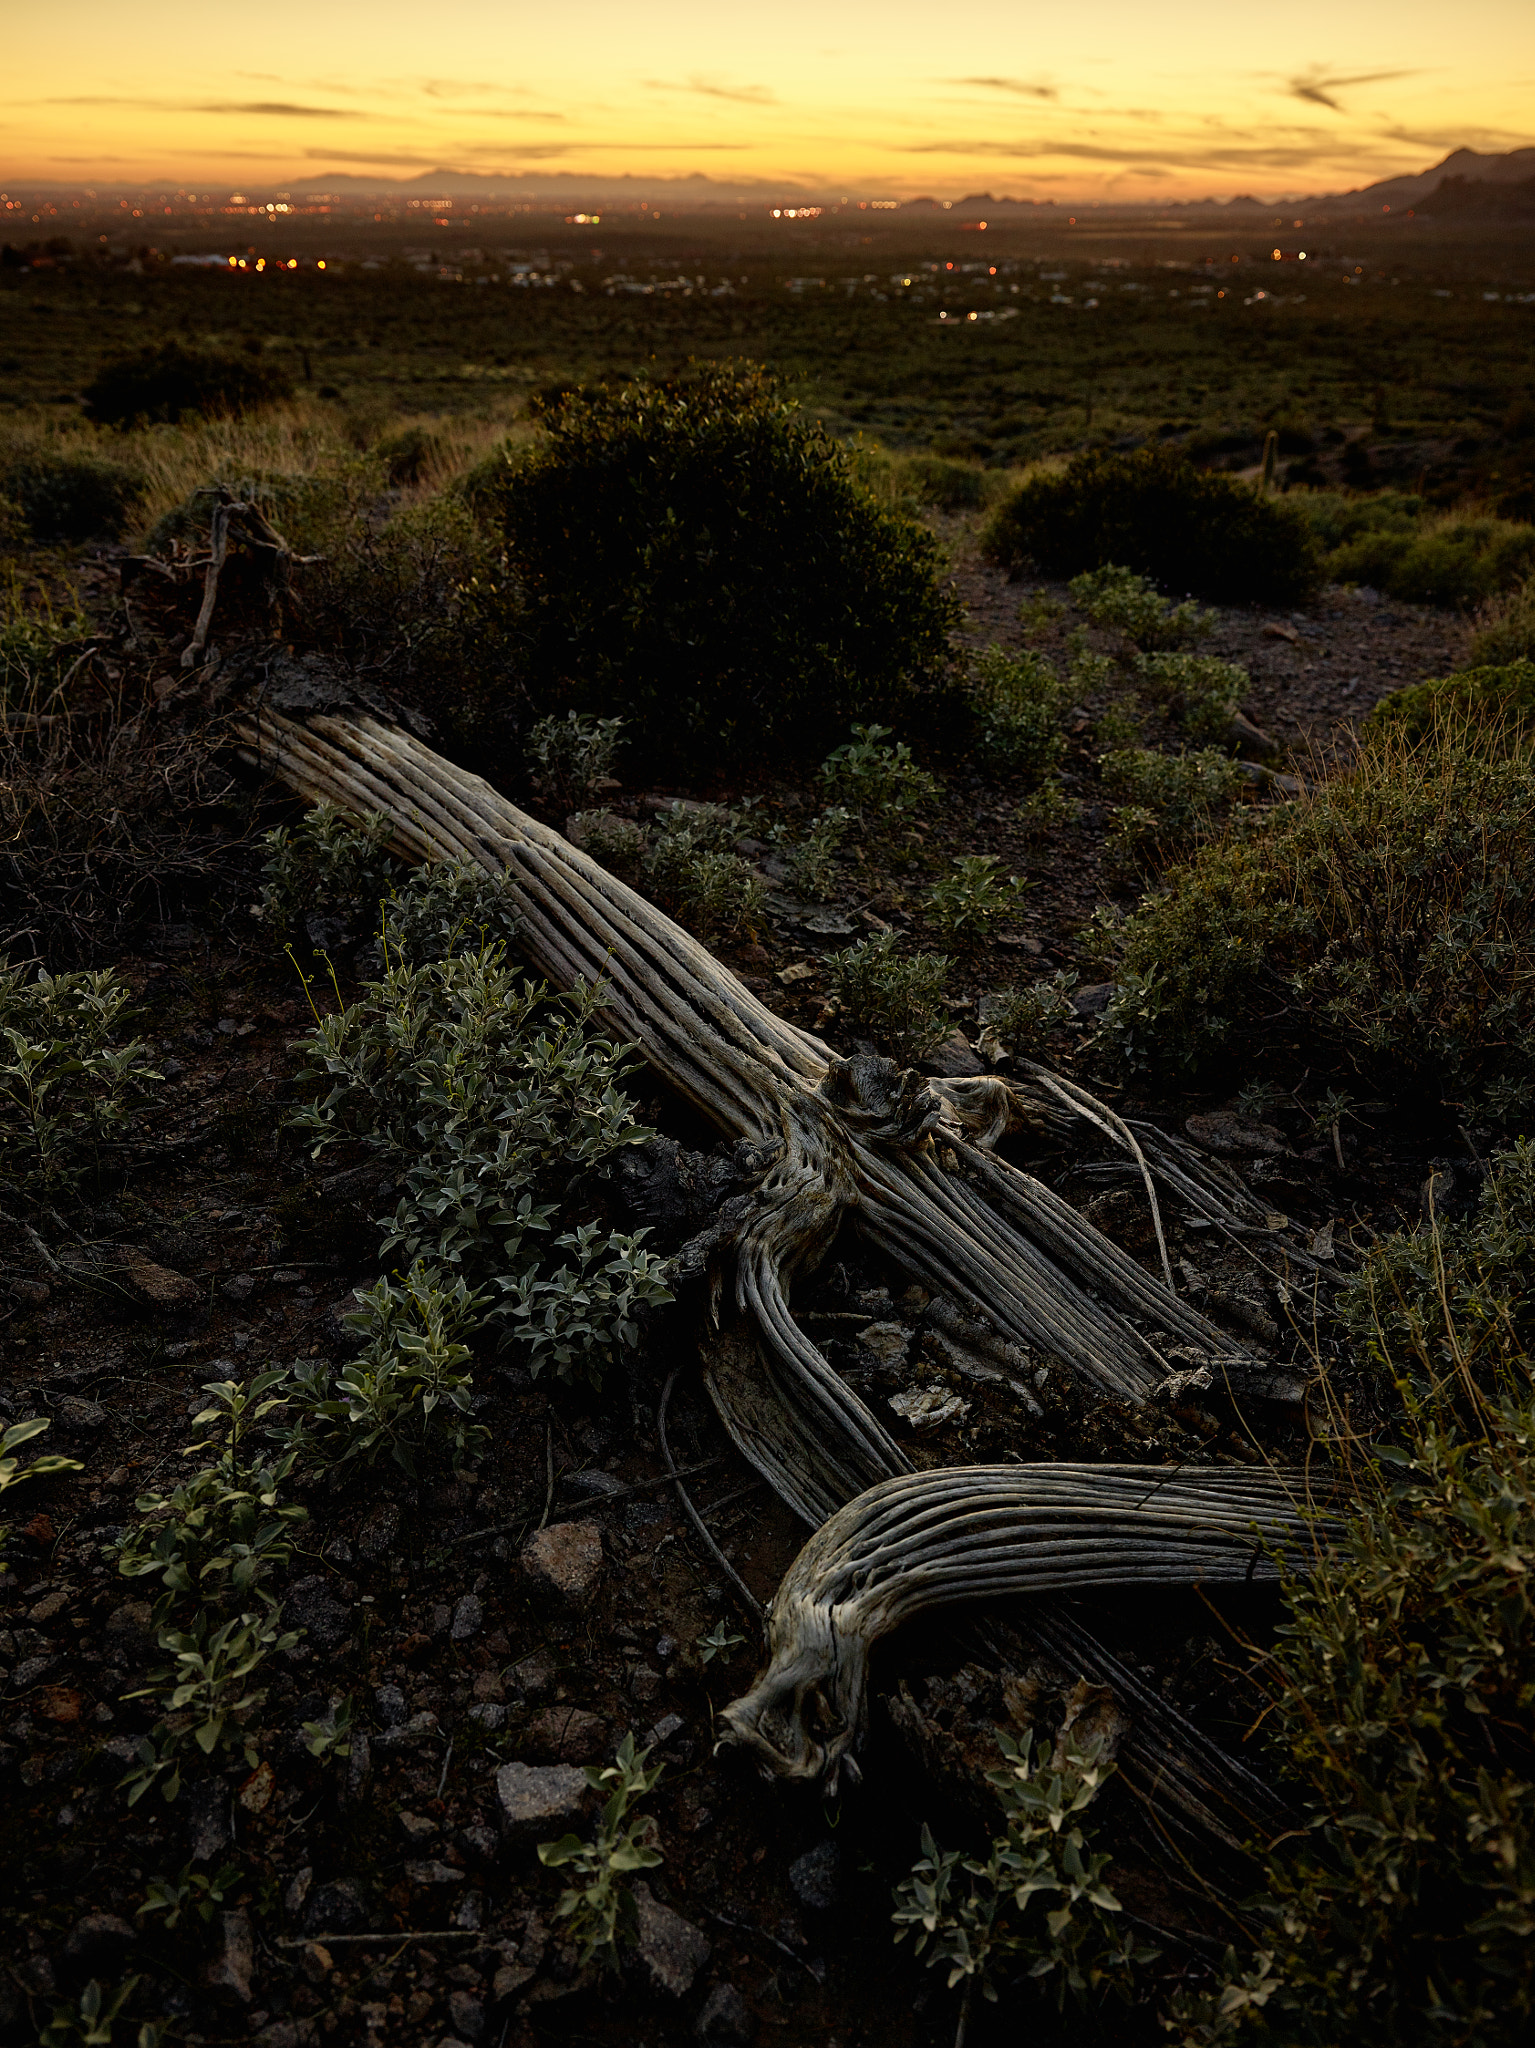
[145,459,378,559]
[1135,652,1247,744]
[1366,661,1535,748]
[0,965,160,1208]
[470,364,962,764]
[1471,575,1535,665]
[826,931,951,1059]
[780,805,855,899]
[289,903,670,1385]
[83,341,294,428]
[898,454,994,511]
[568,809,648,881]
[0,449,147,542]
[894,1728,1154,2027]
[1068,565,1211,649]
[260,802,397,937]
[1296,490,1535,607]
[0,574,90,702]
[643,810,764,941]
[979,972,1079,1055]
[527,711,625,813]
[1100,746,1246,866]
[372,420,446,486]
[969,647,1069,782]
[982,448,1321,605]
[1178,1156,1535,2046]
[381,860,521,965]
[1095,720,1535,1109]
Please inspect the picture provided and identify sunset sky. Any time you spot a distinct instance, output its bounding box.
[7,0,1534,201]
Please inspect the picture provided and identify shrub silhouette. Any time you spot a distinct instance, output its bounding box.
[982,447,1321,605]
[469,363,961,764]
[1367,661,1535,747]
[83,341,294,427]
[0,451,146,541]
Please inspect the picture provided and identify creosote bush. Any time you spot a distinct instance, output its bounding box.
[0,448,147,542]
[1471,575,1535,665]
[83,340,295,428]
[1178,1148,1535,2047]
[983,447,1322,605]
[1068,564,1211,650]
[1366,660,1535,748]
[1100,745,1247,869]
[469,363,962,765]
[1296,488,1535,608]
[1135,652,1248,745]
[1095,713,1535,1110]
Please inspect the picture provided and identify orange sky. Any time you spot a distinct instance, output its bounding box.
[7,1,1535,200]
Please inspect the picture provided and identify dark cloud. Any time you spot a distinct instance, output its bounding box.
[44,95,360,118]
[951,77,1058,101]
[904,133,1399,172]
[1285,68,1416,113]
[645,77,778,105]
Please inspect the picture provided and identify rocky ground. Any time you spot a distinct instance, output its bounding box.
[0,543,1478,2046]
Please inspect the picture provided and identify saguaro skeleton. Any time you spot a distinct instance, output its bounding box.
[238,701,1323,1823]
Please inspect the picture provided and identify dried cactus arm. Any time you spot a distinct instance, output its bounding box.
[720,1465,1330,1787]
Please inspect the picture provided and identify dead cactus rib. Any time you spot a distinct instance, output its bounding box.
[718,1464,1330,1789]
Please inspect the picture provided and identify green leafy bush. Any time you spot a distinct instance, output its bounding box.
[894,1728,1155,2026]
[0,449,147,541]
[1,1418,80,1559]
[1095,720,1535,1109]
[642,808,765,941]
[983,448,1321,605]
[780,805,855,900]
[1068,564,1211,649]
[1296,489,1535,607]
[83,341,294,427]
[826,931,951,1059]
[260,802,397,936]
[471,364,962,763]
[969,647,1070,782]
[1367,660,1535,748]
[1178,1151,1535,2047]
[1471,576,1535,665]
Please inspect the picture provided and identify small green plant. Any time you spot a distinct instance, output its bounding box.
[643,816,765,941]
[1366,660,1535,750]
[1015,781,1079,836]
[893,1727,1155,2031]
[0,1418,80,1557]
[1068,564,1211,650]
[1471,576,1535,665]
[527,711,626,813]
[0,965,160,1209]
[926,854,1033,943]
[1,571,92,703]
[820,723,941,829]
[39,1976,161,2048]
[495,1221,673,1386]
[278,1263,486,1474]
[1017,589,1065,636]
[381,859,522,965]
[696,1620,748,1664]
[538,1733,665,1969]
[1135,652,1247,744]
[826,931,952,1060]
[782,806,855,900]
[122,1604,297,1805]
[1092,697,1145,750]
[260,802,397,937]
[969,647,1070,783]
[137,1860,241,1932]
[981,973,1079,1056]
[301,1695,355,1760]
[569,809,648,881]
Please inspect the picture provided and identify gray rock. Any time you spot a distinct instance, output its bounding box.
[220,1273,257,1304]
[286,1575,354,1653]
[447,1991,485,2042]
[302,1879,368,1936]
[788,1840,842,1914]
[374,1709,440,1754]
[406,1860,466,1886]
[11,1654,57,1692]
[1071,980,1117,1018]
[374,1683,407,1727]
[920,1030,986,1078]
[520,1521,604,1610]
[53,1395,107,1432]
[62,1913,137,1976]
[563,1468,624,1500]
[468,1703,506,1731]
[632,1882,710,1998]
[357,1501,400,1561]
[398,1810,436,1844]
[204,1908,254,2003]
[695,1980,754,2045]
[184,1779,230,1863]
[451,1593,483,1642]
[496,1760,590,1840]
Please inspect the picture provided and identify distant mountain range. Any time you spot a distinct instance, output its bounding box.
[1335,146,1535,210]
